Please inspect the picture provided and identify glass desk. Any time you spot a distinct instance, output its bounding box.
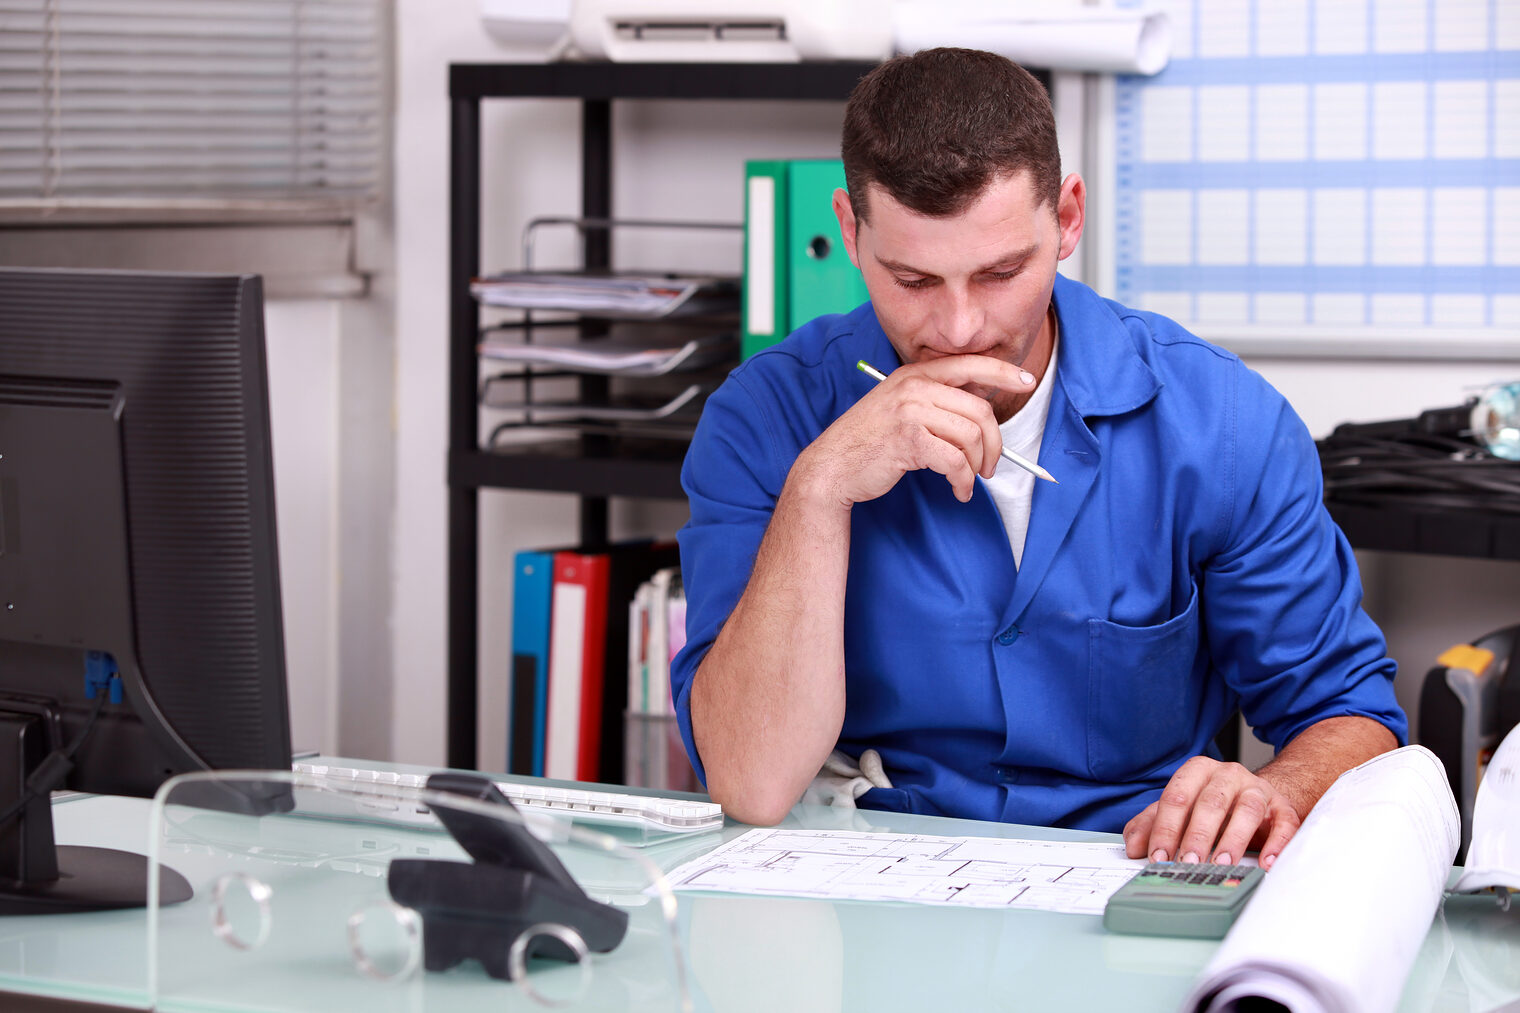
[1,775,1515,1012]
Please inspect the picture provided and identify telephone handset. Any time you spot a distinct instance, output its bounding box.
[386,772,629,979]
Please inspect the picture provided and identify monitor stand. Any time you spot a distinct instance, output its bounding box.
[0,709,192,915]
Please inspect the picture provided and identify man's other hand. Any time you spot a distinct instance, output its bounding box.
[1122,756,1301,869]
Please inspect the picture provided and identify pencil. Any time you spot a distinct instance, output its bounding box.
[855,359,1058,484]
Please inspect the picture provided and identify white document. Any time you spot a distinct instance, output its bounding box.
[1182,745,1460,1013]
[644,566,679,715]
[894,3,1172,76]
[477,332,735,376]
[662,827,1144,915]
[1452,720,1520,895]
[470,271,734,318]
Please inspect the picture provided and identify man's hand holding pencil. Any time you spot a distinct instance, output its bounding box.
[787,354,1044,509]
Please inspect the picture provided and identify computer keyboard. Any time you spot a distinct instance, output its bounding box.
[291,761,724,836]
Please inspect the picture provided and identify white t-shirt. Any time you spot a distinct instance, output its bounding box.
[982,323,1058,569]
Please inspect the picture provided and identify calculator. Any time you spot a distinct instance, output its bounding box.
[1103,861,1265,939]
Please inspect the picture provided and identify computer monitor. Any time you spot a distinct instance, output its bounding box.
[0,268,293,914]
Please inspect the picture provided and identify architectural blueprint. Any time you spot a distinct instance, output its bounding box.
[661,829,1146,915]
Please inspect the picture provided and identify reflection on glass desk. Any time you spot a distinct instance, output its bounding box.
[1,782,1516,1012]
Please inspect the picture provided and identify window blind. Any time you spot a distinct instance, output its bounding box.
[0,0,383,215]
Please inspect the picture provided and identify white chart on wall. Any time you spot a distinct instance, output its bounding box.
[1105,0,1520,357]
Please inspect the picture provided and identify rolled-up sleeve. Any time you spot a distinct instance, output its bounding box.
[670,372,787,785]
[1202,364,1408,750]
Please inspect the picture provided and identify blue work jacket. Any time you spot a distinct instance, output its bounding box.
[673,274,1407,832]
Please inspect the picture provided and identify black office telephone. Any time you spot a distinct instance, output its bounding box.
[386,772,629,980]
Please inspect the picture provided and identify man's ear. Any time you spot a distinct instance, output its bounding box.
[833,187,861,268]
[1056,173,1086,261]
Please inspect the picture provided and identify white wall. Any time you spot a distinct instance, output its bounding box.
[393,0,517,766]
[264,291,397,761]
[264,300,340,755]
[390,2,1519,770]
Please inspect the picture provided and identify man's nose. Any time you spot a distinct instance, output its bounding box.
[934,285,982,350]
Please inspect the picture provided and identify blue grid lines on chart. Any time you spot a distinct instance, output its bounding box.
[1112,0,1520,334]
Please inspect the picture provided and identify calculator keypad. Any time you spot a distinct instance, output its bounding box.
[1139,861,1256,885]
[1105,860,1267,938]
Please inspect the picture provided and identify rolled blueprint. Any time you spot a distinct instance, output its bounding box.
[1181,745,1459,1013]
[1451,720,1520,895]
[893,3,1172,76]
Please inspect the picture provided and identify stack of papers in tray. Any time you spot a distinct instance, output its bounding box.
[485,383,710,425]
[471,271,739,319]
[477,331,736,376]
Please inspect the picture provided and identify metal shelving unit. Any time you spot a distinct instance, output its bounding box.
[1325,500,1520,561]
[445,61,877,769]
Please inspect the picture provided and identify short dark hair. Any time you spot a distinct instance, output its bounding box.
[841,48,1061,222]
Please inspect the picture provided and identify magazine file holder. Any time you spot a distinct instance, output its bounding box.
[147,770,690,1012]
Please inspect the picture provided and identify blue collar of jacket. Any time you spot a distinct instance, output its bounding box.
[1003,275,1165,623]
[1047,274,1162,421]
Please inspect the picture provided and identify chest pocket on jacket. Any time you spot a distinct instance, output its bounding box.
[1085,583,1203,782]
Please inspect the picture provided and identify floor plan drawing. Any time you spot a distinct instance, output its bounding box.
[661,828,1146,915]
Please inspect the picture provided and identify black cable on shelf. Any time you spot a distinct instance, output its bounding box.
[1317,423,1520,516]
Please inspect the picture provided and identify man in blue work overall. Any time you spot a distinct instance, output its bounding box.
[672,48,1406,869]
